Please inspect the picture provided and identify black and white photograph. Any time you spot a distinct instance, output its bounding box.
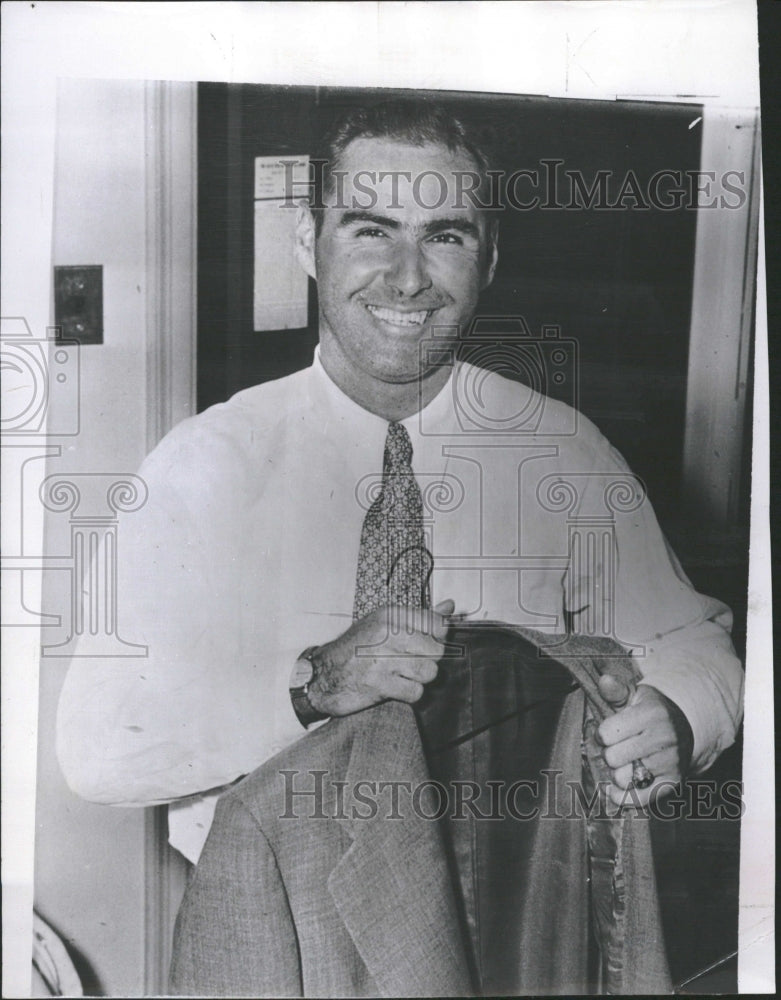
[1,2,774,997]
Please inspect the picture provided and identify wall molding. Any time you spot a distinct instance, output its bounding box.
[682,108,761,528]
[144,80,197,452]
[142,78,197,993]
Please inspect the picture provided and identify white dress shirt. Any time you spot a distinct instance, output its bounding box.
[56,350,744,862]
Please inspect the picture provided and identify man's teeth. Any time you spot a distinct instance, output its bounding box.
[366,305,431,326]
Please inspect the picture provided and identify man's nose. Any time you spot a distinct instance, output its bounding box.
[384,241,432,297]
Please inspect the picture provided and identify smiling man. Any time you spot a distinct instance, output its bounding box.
[57,100,743,875]
[299,135,497,419]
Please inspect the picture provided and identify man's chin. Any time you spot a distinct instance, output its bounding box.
[369,359,450,386]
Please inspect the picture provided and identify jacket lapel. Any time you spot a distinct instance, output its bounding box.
[327,701,473,998]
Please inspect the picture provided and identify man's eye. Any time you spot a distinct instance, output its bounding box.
[355,227,388,238]
[429,232,464,245]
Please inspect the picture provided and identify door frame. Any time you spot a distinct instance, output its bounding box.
[142,78,197,994]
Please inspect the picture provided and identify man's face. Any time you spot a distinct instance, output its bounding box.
[296,137,498,389]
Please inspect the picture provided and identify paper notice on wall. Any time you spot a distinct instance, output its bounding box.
[253,155,309,331]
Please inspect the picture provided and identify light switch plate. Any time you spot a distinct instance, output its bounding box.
[54,265,103,344]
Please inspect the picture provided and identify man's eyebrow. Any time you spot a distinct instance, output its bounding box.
[423,217,482,239]
[337,211,482,240]
[337,211,401,230]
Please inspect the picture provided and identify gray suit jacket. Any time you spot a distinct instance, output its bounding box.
[170,628,673,997]
[169,700,472,997]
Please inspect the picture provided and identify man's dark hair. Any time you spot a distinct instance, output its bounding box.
[310,98,498,233]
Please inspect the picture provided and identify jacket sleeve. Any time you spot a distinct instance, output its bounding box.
[169,793,302,998]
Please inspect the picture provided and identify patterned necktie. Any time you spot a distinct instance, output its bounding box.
[353,421,431,619]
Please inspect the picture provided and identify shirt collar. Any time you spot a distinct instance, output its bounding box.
[311,344,456,444]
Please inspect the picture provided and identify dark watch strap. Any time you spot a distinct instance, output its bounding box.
[290,647,329,729]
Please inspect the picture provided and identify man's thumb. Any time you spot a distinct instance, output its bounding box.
[598,673,631,708]
[433,598,456,617]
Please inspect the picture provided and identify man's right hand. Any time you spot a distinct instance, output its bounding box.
[306,599,454,718]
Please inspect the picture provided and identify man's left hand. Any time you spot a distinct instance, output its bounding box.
[596,677,694,807]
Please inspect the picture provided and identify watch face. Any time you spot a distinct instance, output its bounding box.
[290,653,315,689]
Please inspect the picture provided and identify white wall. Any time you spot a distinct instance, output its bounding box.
[35,78,154,997]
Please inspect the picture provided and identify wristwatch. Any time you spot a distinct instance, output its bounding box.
[290,646,329,728]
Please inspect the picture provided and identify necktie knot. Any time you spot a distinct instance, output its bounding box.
[385,421,414,472]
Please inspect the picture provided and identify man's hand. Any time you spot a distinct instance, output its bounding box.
[596,676,695,807]
[306,599,454,718]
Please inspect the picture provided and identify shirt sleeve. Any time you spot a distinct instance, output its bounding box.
[55,416,313,806]
[567,438,744,774]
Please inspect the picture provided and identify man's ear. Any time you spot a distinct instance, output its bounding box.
[294,202,317,280]
[481,224,499,290]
